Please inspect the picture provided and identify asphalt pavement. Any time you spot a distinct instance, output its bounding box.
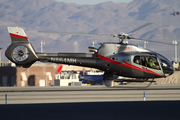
[0,84,180,120]
[0,101,179,120]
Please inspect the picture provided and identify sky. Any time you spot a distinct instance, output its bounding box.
[55,0,133,5]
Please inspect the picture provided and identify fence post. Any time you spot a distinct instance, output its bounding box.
[5,94,7,104]
[144,92,145,101]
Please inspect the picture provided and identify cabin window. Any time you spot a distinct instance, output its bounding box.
[144,56,160,70]
[140,56,149,67]
[133,56,141,65]
[134,56,160,70]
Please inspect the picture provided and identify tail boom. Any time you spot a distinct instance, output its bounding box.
[6,27,100,69]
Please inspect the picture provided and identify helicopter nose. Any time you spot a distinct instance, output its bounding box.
[168,64,175,76]
[157,54,175,77]
[162,62,175,77]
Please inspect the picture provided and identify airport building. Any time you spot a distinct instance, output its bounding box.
[0,62,55,87]
[0,61,97,87]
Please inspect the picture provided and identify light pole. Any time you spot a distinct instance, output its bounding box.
[74,41,78,53]
[40,41,45,53]
[0,48,2,67]
[92,40,97,47]
[144,40,148,49]
[173,40,178,62]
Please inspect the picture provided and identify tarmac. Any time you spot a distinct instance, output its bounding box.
[0,84,179,120]
[0,101,180,120]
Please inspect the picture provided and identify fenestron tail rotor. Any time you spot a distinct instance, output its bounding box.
[12,46,29,62]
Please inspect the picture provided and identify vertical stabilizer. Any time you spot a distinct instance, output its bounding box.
[7,26,29,43]
[5,26,38,68]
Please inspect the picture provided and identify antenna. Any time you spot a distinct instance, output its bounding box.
[40,41,45,53]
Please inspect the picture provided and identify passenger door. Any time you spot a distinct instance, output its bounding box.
[141,56,163,77]
[132,56,144,77]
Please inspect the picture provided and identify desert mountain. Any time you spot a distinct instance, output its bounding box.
[0,0,180,61]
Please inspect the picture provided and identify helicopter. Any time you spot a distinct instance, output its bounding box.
[5,23,175,87]
[171,9,180,16]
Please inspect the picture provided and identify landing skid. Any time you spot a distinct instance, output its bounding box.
[146,78,155,87]
[104,77,156,87]
[111,78,156,88]
[114,79,156,83]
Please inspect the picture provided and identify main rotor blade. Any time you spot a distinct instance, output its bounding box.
[128,23,153,35]
[39,31,112,37]
[130,37,175,45]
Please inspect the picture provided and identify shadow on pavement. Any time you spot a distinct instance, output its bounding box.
[0,101,179,120]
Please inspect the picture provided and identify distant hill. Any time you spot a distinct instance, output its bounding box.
[0,0,180,61]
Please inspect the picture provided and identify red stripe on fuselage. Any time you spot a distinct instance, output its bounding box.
[10,33,28,39]
[124,62,163,77]
[98,54,163,77]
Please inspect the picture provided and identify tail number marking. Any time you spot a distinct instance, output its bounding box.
[50,57,76,64]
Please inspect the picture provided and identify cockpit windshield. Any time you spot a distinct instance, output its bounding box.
[157,53,174,76]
